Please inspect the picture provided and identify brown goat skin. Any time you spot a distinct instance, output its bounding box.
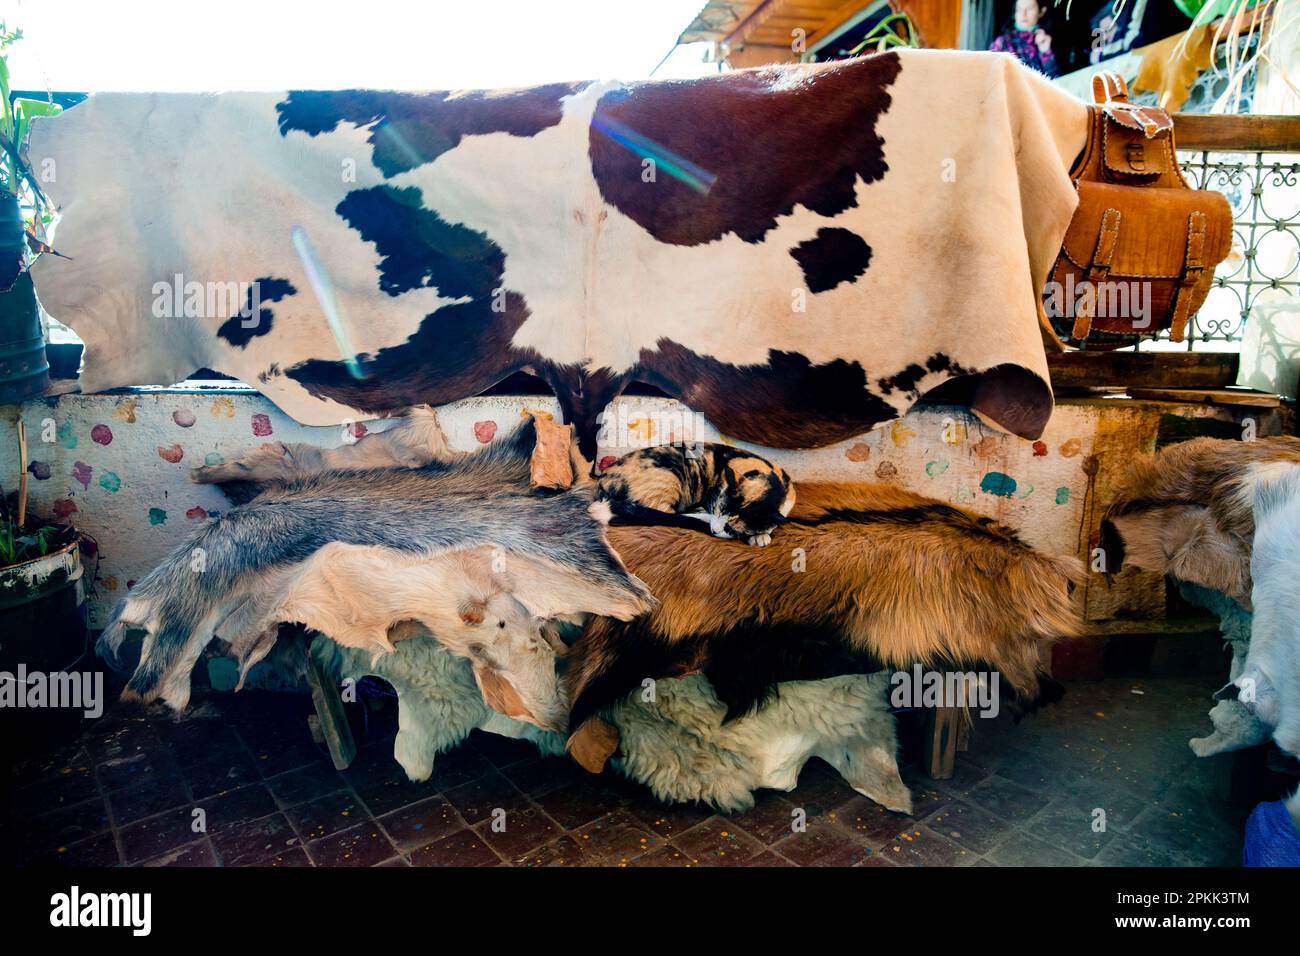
[570,480,1083,719]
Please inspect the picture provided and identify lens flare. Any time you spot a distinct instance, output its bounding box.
[291,224,364,380]
[591,115,716,195]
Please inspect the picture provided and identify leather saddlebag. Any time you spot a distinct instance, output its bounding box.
[1049,72,1233,349]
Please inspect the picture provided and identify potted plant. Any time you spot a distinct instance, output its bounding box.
[2,419,92,753]
[1,20,61,403]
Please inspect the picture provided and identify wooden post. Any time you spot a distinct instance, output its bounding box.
[923,706,960,780]
[16,420,28,530]
[303,638,357,771]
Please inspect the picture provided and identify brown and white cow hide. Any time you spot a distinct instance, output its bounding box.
[31,50,1086,458]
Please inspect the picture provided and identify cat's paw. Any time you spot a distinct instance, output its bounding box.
[746,532,772,547]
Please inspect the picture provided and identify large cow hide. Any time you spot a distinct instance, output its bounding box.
[31,51,1086,456]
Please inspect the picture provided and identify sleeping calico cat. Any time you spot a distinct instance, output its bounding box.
[595,443,795,546]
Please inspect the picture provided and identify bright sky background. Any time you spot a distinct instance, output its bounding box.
[4,0,719,92]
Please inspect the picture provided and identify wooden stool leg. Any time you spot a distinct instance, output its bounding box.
[303,641,357,771]
[923,706,960,780]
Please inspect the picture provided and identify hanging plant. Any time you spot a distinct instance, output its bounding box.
[0,21,62,288]
[1178,0,1295,113]
[847,12,921,55]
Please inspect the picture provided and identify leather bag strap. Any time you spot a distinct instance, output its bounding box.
[1070,208,1122,340]
[1168,211,1209,343]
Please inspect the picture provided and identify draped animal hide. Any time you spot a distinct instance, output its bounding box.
[314,632,910,814]
[30,50,1086,458]
[97,419,650,729]
[1100,437,1300,758]
[1100,435,1300,606]
[567,481,1083,734]
[1208,467,1300,758]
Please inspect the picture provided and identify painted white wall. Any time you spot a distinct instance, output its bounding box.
[0,389,1280,627]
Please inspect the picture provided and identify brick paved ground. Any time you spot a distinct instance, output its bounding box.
[6,672,1255,867]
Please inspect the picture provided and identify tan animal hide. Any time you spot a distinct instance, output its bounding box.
[1101,436,1300,605]
[568,480,1082,730]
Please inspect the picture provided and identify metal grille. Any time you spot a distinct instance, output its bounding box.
[1128,30,1298,351]
[1149,149,1300,350]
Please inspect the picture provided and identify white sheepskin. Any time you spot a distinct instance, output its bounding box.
[316,633,909,814]
[1190,466,1300,758]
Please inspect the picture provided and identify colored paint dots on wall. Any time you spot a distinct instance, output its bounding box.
[173,408,197,427]
[72,461,93,490]
[1016,482,1034,500]
[1032,440,1048,457]
[1058,438,1083,458]
[925,459,949,477]
[112,398,138,423]
[98,472,122,493]
[597,455,618,473]
[91,424,113,445]
[56,419,77,449]
[186,506,208,520]
[1055,487,1071,505]
[251,414,273,436]
[474,421,498,444]
[101,575,118,592]
[148,508,168,525]
[844,442,871,462]
[875,461,898,481]
[980,471,1017,498]
[204,452,225,466]
[27,460,51,480]
[53,499,78,519]
[972,436,999,459]
[889,421,915,448]
[158,444,184,464]
[346,422,368,440]
[212,396,236,419]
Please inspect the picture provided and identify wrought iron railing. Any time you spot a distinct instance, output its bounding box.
[1136,147,1300,351]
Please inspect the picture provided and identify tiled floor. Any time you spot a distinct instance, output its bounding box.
[6,672,1257,867]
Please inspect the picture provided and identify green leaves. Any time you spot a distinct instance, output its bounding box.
[0,22,61,267]
[848,12,920,55]
[0,518,62,567]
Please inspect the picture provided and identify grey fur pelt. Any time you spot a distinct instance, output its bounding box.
[317,632,910,815]
[99,418,650,714]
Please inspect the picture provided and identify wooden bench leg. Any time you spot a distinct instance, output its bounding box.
[303,640,357,771]
[922,706,960,780]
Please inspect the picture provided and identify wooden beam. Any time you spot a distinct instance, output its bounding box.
[1173,113,1300,153]
[1047,350,1239,390]
[1126,387,1280,407]
[922,706,960,780]
[303,638,357,771]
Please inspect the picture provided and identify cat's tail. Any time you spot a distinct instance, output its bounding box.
[605,503,722,536]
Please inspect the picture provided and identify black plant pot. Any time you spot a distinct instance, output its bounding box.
[1,535,96,755]
[0,190,50,403]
